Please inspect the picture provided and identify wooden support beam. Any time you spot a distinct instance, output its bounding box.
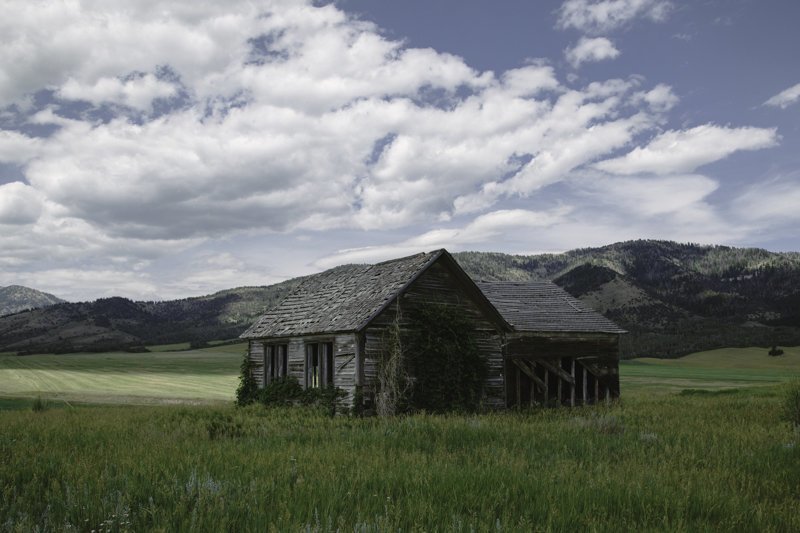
[544,369,549,404]
[537,358,575,384]
[595,376,599,405]
[579,360,606,378]
[605,383,611,406]
[582,366,588,405]
[557,358,563,406]
[516,364,521,408]
[570,359,576,407]
[511,359,546,391]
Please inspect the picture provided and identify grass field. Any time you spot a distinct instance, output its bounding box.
[1,387,799,531]
[1,345,799,530]
[0,342,245,405]
[2,343,797,405]
[620,346,800,395]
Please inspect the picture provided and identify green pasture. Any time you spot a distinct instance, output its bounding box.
[0,342,245,405]
[1,343,799,406]
[620,346,800,395]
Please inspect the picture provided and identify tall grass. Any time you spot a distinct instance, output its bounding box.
[1,388,798,531]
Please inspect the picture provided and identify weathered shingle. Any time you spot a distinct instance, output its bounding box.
[477,281,626,334]
[241,250,442,338]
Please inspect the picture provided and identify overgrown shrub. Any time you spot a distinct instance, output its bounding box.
[769,345,784,356]
[376,310,410,417]
[249,375,348,416]
[300,386,349,417]
[235,352,259,406]
[400,303,487,413]
[258,376,304,406]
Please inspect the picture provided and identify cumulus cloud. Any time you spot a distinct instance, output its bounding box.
[0,0,783,300]
[565,37,620,68]
[0,131,41,164]
[557,0,672,34]
[0,182,45,224]
[315,207,572,268]
[763,82,800,109]
[634,83,679,112]
[58,74,179,112]
[593,125,779,175]
[0,267,159,302]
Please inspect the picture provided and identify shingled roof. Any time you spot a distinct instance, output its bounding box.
[477,281,626,334]
[241,249,451,338]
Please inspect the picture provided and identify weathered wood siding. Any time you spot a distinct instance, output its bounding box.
[248,341,265,386]
[363,260,506,409]
[249,333,358,408]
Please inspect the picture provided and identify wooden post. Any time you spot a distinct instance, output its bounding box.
[582,366,588,405]
[516,364,521,408]
[595,375,599,405]
[557,358,563,406]
[605,383,611,405]
[543,369,549,405]
[570,359,576,407]
[355,334,364,387]
[265,345,272,386]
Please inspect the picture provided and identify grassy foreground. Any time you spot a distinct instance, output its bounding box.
[1,346,799,530]
[1,389,799,531]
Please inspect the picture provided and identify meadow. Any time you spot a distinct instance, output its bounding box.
[0,345,799,531]
[0,342,243,406]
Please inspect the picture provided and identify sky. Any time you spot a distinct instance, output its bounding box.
[0,0,798,302]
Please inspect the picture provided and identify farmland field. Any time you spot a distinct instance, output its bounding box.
[1,345,799,530]
[2,343,798,405]
[0,342,245,405]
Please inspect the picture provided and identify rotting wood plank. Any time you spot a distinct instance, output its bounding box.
[557,358,563,405]
[337,354,355,372]
[570,358,575,407]
[536,358,575,385]
[511,358,546,392]
[582,366,588,404]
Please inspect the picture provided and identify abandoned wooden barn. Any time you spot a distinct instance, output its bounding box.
[241,249,625,410]
[477,281,626,408]
[240,249,509,409]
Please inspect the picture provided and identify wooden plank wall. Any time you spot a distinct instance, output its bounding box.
[365,261,506,409]
[248,341,265,387]
[248,333,358,408]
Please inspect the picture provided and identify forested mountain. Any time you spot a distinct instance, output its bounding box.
[0,285,64,316]
[0,281,302,355]
[454,240,800,357]
[2,240,799,357]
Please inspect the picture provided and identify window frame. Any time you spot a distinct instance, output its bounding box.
[264,343,288,385]
[305,341,334,389]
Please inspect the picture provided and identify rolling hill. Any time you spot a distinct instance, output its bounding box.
[0,285,64,316]
[2,240,799,357]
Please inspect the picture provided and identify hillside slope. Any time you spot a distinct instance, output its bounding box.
[0,280,301,354]
[2,240,799,357]
[455,240,800,357]
[0,285,65,317]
